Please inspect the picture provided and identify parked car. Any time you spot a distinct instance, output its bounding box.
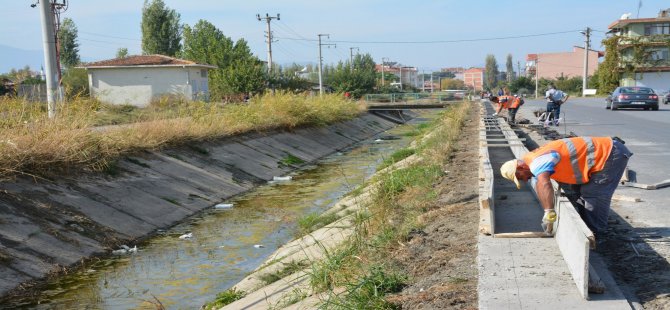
[606,86,659,110]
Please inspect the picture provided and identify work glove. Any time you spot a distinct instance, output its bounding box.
[541,209,557,235]
[492,113,498,116]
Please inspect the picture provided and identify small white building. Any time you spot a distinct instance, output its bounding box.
[80,55,217,107]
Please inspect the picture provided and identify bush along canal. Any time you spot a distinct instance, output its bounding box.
[2,110,442,309]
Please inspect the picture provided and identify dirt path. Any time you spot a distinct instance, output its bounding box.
[387,103,480,309]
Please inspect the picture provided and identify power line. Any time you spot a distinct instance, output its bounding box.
[275,29,581,44]
[79,31,140,41]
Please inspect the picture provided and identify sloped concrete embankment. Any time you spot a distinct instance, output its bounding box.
[0,112,409,298]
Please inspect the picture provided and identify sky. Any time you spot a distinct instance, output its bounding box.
[1,0,668,74]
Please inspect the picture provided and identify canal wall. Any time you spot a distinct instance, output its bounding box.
[0,112,411,298]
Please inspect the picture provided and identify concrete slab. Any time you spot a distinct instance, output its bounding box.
[477,235,630,309]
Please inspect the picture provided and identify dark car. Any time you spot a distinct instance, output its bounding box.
[606,86,659,110]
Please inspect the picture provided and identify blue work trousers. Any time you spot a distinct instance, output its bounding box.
[559,140,633,235]
[546,101,561,121]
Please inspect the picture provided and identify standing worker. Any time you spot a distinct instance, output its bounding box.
[544,84,569,126]
[492,94,524,124]
[499,137,632,236]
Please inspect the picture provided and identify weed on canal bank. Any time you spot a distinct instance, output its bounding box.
[307,102,470,308]
[0,92,363,180]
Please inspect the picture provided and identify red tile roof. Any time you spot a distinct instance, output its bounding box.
[81,55,216,68]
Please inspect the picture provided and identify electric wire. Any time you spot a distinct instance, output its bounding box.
[274,29,582,44]
[79,31,141,41]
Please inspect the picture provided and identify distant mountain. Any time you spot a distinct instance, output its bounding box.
[0,44,44,74]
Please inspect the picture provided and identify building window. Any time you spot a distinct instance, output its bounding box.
[200,69,207,78]
[644,23,670,35]
[649,48,669,61]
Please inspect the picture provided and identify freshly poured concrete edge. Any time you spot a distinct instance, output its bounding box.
[555,196,595,300]
[478,106,494,235]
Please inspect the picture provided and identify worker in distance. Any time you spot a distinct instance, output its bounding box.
[499,136,632,236]
[490,94,524,124]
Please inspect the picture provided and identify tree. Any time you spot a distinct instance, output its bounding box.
[116,48,129,58]
[509,76,535,94]
[485,54,499,89]
[141,0,181,56]
[58,18,80,68]
[182,20,265,99]
[598,37,621,94]
[61,68,89,98]
[506,54,514,83]
[326,54,377,97]
[440,78,466,90]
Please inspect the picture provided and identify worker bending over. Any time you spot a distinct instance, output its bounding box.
[499,137,632,236]
[492,95,524,124]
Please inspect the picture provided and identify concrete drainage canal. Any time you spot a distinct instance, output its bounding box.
[4,111,439,309]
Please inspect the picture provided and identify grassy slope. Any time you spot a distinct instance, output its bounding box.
[0,92,364,179]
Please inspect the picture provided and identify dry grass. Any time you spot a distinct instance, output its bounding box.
[309,102,471,308]
[0,92,364,179]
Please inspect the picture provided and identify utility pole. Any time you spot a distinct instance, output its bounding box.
[257,13,280,74]
[399,66,403,91]
[421,70,425,92]
[317,34,335,96]
[349,47,359,70]
[517,61,521,79]
[381,57,388,86]
[535,57,540,99]
[38,0,58,118]
[430,72,434,93]
[581,27,591,97]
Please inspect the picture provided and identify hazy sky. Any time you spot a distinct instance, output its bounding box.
[1,0,667,73]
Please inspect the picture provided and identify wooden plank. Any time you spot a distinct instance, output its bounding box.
[651,179,670,190]
[612,194,642,203]
[493,232,552,238]
[485,143,525,147]
[622,182,654,190]
[485,138,526,142]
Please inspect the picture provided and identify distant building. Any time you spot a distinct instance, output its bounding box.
[79,55,216,107]
[607,8,670,91]
[463,67,485,91]
[525,47,603,79]
[441,67,465,81]
[376,63,419,89]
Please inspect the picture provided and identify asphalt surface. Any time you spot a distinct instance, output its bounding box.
[517,97,670,229]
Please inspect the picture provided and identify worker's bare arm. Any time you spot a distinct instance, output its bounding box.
[535,172,554,211]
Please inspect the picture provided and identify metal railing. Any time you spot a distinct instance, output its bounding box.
[364,91,468,103]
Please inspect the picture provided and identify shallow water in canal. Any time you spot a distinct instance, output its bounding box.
[9,113,437,309]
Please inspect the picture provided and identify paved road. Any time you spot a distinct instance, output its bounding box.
[517,97,670,228]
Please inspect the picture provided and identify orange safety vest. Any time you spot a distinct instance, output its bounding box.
[523,137,613,184]
[508,97,522,109]
[497,95,521,109]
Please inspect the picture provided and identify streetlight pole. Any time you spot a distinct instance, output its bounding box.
[581,27,591,97]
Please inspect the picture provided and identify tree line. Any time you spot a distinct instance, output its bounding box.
[2,0,383,101]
